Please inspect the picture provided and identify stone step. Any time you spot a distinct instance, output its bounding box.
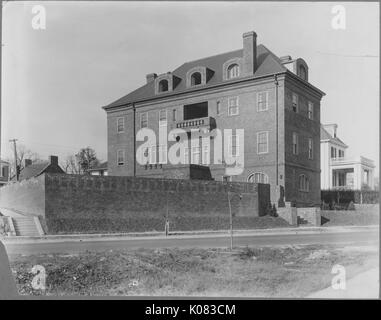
[12,217,40,236]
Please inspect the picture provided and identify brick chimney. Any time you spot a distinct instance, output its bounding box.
[146,73,157,83]
[49,155,58,166]
[242,31,257,76]
[24,159,32,168]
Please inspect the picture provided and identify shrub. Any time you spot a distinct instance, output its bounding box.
[347,201,355,211]
[0,218,10,236]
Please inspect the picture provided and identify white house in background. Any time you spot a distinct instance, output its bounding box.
[321,124,375,190]
[88,161,108,176]
[0,160,10,187]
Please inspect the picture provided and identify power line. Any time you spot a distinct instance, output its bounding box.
[316,51,378,58]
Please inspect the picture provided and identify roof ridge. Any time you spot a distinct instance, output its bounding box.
[182,48,243,66]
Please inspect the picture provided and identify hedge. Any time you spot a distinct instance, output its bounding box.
[321,190,379,208]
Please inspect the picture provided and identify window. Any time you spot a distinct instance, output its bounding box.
[158,145,167,164]
[1,166,6,177]
[228,97,239,116]
[308,138,313,159]
[331,147,337,159]
[257,131,269,154]
[149,145,156,164]
[299,65,307,81]
[248,172,269,184]
[184,147,189,164]
[308,102,314,120]
[216,101,221,115]
[159,109,167,126]
[227,64,239,79]
[292,93,298,112]
[257,92,268,111]
[172,109,177,122]
[192,146,200,164]
[202,145,210,165]
[190,72,202,86]
[117,117,124,133]
[223,175,232,182]
[292,132,298,155]
[117,150,125,166]
[158,80,168,92]
[299,174,309,192]
[339,150,345,158]
[228,134,239,157]
[140,112,148,128]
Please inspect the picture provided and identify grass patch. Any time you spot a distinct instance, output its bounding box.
[321,205,379,226]
[9,244,378,297]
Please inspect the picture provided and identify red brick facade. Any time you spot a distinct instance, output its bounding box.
[103,32,325,206]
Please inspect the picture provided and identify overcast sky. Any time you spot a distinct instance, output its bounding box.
[1,1,379,174]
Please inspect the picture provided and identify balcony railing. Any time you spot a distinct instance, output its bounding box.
[331,157,347,162]
[174,116,216,131]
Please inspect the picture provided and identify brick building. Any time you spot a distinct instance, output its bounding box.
[103,31,325,206]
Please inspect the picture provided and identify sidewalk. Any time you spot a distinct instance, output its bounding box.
[308,267,379,299]
[1,225,378,244]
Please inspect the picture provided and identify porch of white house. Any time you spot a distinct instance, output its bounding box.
[329,156,375,190]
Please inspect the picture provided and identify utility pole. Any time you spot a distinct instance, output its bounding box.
[9,139,18,181]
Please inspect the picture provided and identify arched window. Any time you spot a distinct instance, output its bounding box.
[158,79,169,92]
[227,64,239,79]
[299,174,309,192]
[299,65,307,81]
[247,172,269,184]
[190,72,202,86]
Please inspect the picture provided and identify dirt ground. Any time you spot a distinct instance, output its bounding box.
[9,243,378,297]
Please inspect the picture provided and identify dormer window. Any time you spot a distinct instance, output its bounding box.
[154,73,180,94]
[186,67,213,88]
[223,58,242,81]
[227,64,239,79]
[158,79,168,92]
[190,72,202,86]
[299,65,307,81]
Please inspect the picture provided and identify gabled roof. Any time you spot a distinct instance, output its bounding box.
[88,161,108,171]
[18,162,50,181]
[15,162,65,181]
[104,44,288,109]
[320,126,348,147]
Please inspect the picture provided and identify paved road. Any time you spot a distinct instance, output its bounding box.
[3,229,379,256]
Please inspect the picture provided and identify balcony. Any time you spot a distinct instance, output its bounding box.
[173,116,216,131]
[330,157,347,163]
[330,156,375,168]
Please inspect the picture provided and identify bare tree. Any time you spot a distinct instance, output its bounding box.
[61,147,100,175]
[76,147,100,175]
[61,155,83,175]
[6,144,42,178]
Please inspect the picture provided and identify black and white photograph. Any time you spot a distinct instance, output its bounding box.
[0,1,379,303]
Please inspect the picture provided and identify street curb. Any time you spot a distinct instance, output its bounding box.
[1,225,378,244]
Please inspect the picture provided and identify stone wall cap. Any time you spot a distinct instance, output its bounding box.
[243,31,257,38]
